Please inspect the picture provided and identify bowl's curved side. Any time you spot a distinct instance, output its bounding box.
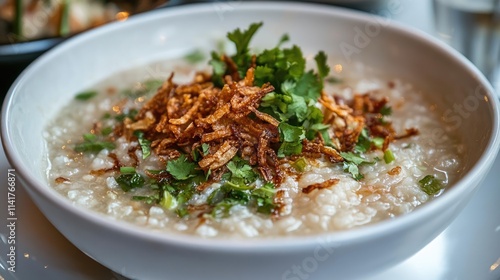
[2,2,499,280]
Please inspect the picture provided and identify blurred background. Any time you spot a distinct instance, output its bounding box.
[1,0,499,99]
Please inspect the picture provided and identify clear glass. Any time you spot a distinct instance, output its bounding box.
[433,0,500,93]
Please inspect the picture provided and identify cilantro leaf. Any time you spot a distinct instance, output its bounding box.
[227,22,263,76]
[354,128,371,153]
[134,131,151,159]
[166,154,198,180]
[201,143,210,155]
[276,33,290,47]
[340,152,373,180]
[380,105,392,116]
[314,51,330,82]
[226,156,258,183]
[209,51,227,87]
[74,133,115,153]
[116,172,145,192]
[343,161,363,181]
[227,22,263,57]
[292,71,322,100]
[279,122,305,142]
[251,182,276,214]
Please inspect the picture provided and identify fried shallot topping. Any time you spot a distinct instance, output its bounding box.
[73,22,419,219]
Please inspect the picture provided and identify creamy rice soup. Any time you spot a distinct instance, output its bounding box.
[44,23,462,238]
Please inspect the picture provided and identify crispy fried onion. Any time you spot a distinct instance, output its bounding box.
[127,68,293,184]
[302,178,340,194]
[125,67,417,186]
[320,92,417,151]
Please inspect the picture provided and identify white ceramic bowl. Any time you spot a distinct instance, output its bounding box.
[2,2,500,280]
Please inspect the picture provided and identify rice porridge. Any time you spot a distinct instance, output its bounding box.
[44,23,463,238]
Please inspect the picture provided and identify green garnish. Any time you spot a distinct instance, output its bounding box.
[184,49,205,64]
[372,137,384,149]
[134,131,151,159]
[418,175,443,195]
[75,90,97,101]
[115,172,145,192]
[314,51,330,84]
[292,157,308,172]
[74,133,115,153]
[380,105,393,116]
[278,123,305,157]
[384,149,395,164]
[101,127,113,136]
[354,129,371,153]
[166,154,198,180]
[201,143,210,156]
[226,156,258,183]
[160,190,178,210]
[102,23,411,220]
[340,152,373,180]
[120,166,136,174]
[251,182,276,214]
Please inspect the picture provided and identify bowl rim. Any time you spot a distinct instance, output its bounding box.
[2,1,500,252]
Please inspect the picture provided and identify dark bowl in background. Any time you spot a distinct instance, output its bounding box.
[0,37,63,98]
[0,0,385,100]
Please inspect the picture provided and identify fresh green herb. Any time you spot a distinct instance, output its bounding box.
[354,129,371,153]
[355,129,386,153]
[101,127,113,136]
[115,172,145,192]
[75,90,97,101]
[166,154,198,180]
[226,156,258,183]
[74,133,115,153]
[211,199,238,218]
[384,149,395,164]
[372,137,384,149]
[314,51,330,84]
[292,157,308,172]
[418,175,443,195]
[278,123,305,157]
[120,166,136,174]
[134,131,151,159]
[340,152,373,180]
[201,143,210,156]
[380,105,392,116]
[184,49,206,64]
[83,133,97,142]
[227,22,263,77]
[209,52,227,87]
[175,188,195,217]
[160,190,178,210]
[251,182,276,214]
